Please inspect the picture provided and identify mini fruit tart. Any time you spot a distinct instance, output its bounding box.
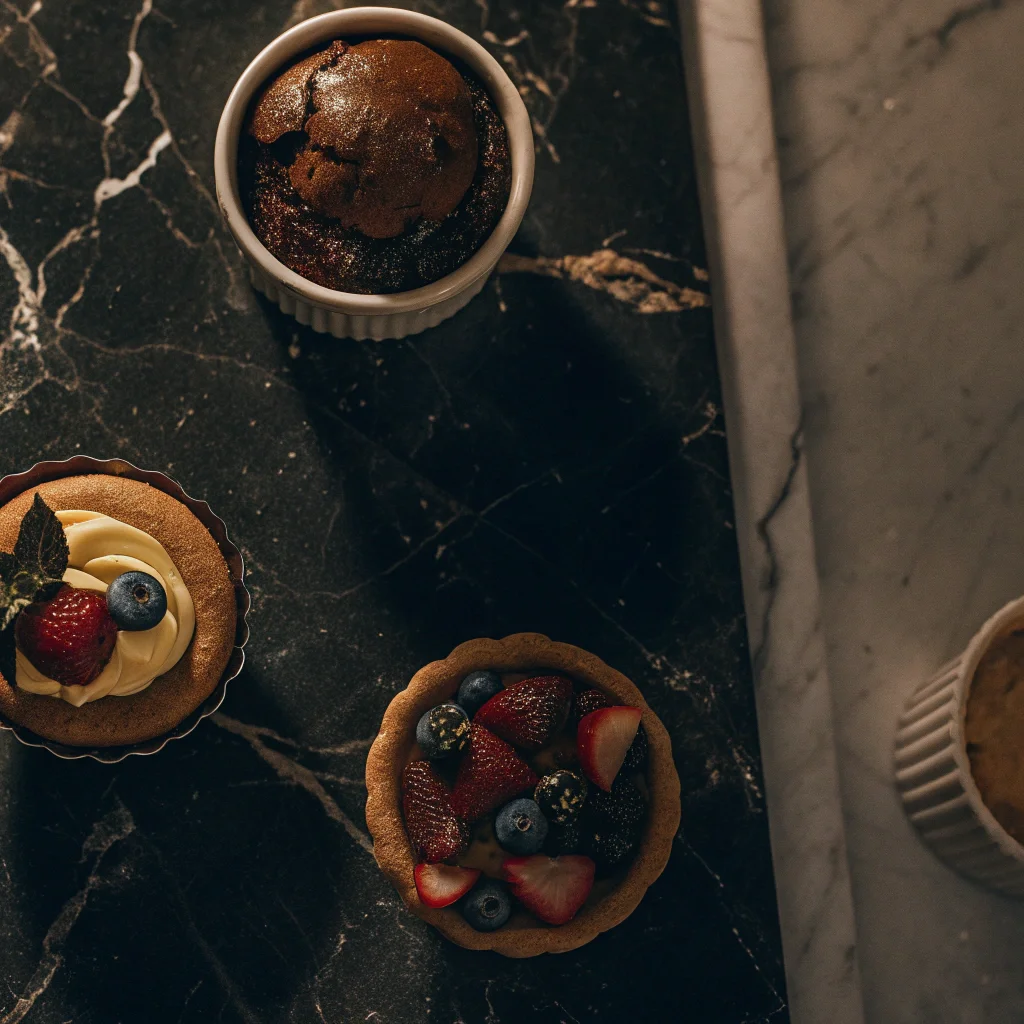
[364,633,681,956]
[0,458,248,757]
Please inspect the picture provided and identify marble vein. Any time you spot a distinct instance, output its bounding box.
[498,248,711,313]
[475,0,588,164]
[0,221,37,351]
[0,802,135,1024]
[211,712,374,855]
[678,835,786,1012]
[924,0,1008,47]
[101,0,152,129]
[156,858,261,1024]
[0,0,185,429]
[0,0,251,429]
[94,128,171,205]
[750,417,804,677]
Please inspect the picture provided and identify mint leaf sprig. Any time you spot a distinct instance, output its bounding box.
[0,494,69,630]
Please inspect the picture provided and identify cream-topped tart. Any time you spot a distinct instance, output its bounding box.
[0,474,237,748]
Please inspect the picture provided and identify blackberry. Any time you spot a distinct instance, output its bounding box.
[580,778,646,873]
[587,778,645,832]
[584,826,640,873]
[622,723,648,772]
[544,821,583,856]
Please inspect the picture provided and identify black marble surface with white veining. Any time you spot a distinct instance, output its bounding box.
[0,1,788,1021]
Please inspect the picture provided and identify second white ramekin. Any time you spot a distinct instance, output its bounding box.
[895,595,1024,896]
[213,8,534,341]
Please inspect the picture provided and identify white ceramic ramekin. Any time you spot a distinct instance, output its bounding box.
[214,8,534,341]
[895,595,1024,896]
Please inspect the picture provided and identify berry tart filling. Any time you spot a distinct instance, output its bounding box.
[1,495,194,707]
[401,669,651,931]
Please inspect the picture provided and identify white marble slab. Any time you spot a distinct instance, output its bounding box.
[681,3,865,1022]
[759,0,1024,1020]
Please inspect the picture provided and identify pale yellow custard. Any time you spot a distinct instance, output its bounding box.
[15,510,196,706]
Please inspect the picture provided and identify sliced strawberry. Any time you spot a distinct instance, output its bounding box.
[474,675,573,750]
[401,761,469,863]
[577,706,642,791]
[577,689,648,771]
[451,724,539,822]
[414,863,481,908]
[14,585,118,686]
[502,854,596,925]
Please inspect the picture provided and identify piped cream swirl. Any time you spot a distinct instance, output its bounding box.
[15,511,195,706]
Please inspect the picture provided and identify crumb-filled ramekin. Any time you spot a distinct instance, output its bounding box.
[895,596,1024,895]
[214,8,534,342]
[0,456,250,764]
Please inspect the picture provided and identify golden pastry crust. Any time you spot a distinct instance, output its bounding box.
[965,623,1024,842]
[0,474,237,747]
[364,633,681,957]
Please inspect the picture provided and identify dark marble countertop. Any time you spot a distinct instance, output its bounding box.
[0,1,787,1021]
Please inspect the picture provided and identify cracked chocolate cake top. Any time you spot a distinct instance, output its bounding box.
[240,37,512,294]
[250,39,478,239]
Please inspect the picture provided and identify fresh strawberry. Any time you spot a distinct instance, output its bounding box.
[414,863,481,908]
[576,688,648,771]
[14,585,118,686]
[577,706,642,791]
[474,675,573,750]
[401,761,469,863]
[502,854,596,925]
[450,724,538,821]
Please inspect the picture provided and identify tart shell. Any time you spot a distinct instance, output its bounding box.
[0,467,241,751]
[364,633,682,956]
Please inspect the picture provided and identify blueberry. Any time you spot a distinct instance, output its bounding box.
[456,670,503,717]
[416,703,470,760]
[495,798,549,854]
[105,572,167,631]
[460,879,512,931]
[534,769,588,825]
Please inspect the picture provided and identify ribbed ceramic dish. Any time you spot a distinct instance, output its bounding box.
[365,633,682,956]
[0,456,250,764]
[214,7,535,341]
[895,595,1024,895]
